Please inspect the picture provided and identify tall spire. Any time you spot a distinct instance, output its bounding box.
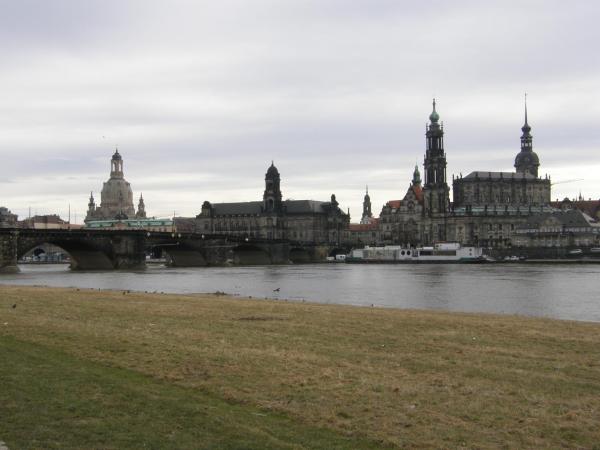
[361,186,372,224]
[522,93,531,135]
[520,93,532,147]
[515,94,539,177]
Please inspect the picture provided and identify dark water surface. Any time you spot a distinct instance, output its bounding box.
[1,263,599,322]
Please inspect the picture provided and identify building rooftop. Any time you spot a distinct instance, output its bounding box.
[460,171,538,181]
[516,209,600,230]
[207,199,339,216]
[452,204,556,216]
[349,219,379,232]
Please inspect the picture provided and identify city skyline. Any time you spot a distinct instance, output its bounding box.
[1,1,598,222]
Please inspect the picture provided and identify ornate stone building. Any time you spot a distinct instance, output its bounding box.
[551,197,600,221]
[449,99,553,248]
[196,162,350,245]
[378,166,424,245]
[513,209,600,249]
[85,149,146,222]
[366,99,556,249]
[452,99,551,213]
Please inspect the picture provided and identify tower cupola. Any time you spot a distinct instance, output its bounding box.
[110,148,124,179]
[412,164,422,186]
[429,99,440,123]
[263,161,282,213]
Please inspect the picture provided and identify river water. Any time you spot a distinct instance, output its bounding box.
[1,263,599,322]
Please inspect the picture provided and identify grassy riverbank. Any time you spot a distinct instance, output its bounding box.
[1,286,600,449]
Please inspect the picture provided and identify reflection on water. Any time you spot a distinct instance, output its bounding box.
[1,263,600,322]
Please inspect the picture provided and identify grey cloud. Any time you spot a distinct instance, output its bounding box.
[0,1,598,221]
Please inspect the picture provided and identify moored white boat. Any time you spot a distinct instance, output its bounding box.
[345,242,485,264]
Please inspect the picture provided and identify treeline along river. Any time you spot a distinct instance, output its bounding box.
[1,263,599,322]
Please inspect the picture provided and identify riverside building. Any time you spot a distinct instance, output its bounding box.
[195,162,350,245]
[351,98,573,250]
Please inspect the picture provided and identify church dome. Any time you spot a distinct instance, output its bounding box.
[100,178,135,219]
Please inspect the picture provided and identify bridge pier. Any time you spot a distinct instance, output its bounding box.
[0,231,19,273]
[263,242,290,264]
[107,234,146,270]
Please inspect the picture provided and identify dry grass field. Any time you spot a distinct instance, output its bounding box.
[1,285,600,449]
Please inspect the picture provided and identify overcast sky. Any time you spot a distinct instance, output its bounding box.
[1,0,599,222]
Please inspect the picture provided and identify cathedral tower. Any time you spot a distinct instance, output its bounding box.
[263,161,283,213]
[360,186,373,224]
[514,95,540,177]
[423,99,450,216]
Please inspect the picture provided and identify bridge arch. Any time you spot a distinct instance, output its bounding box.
[230,244,272,265]
[150,242,208,267]
[289,247,311,263]
[17,239,113,270]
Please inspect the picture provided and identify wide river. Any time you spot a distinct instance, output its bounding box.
[1,263,599,322]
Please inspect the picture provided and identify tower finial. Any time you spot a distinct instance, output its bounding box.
[429,98,440,123]
[366,185,368,194]
[521,93,531,135]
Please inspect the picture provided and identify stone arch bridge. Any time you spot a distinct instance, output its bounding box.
[0,228,347,272]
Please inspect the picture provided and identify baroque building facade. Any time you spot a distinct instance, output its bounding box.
[354,99,559,249]
[448,99,553,248]
[378,165,424,245]
[196,162,349,245]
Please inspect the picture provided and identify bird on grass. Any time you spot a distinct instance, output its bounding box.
[12,304,17,309]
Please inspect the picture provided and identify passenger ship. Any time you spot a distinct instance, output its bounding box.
[345,242,486,264]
